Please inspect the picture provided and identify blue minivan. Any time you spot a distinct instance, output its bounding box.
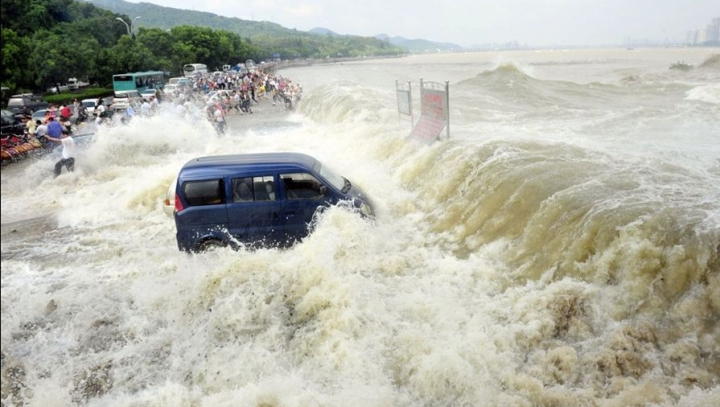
[171,152,374,252]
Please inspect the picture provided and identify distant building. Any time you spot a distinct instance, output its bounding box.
[710,17,720,42]
[686,16,720,45]
[697,28,708,43]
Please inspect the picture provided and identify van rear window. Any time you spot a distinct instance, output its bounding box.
[183,179,225,206]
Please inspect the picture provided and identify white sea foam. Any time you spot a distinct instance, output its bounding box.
[685,83,720,104]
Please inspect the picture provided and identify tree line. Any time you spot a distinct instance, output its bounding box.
[1,0,405,95]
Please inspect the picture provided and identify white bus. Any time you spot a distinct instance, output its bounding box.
[183,63,208,78]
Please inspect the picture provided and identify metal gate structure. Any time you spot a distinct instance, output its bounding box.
[398,78,450,144]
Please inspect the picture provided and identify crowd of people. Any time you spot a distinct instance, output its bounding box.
[14,66,302,176]
[181,68,302,133]
[113,67,303,134]
[17,108,76,176]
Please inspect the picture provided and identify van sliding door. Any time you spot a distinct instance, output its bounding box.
[226,175,284,247]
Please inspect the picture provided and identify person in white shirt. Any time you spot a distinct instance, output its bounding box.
[141,100,151,116]
[95,102,106,118]
[44,129,76,177]
[213,106,226,134]
[35,120,48,138]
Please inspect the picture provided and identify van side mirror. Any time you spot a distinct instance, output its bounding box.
[319,185,328,196]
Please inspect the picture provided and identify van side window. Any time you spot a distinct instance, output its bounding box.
[183,179,225,206]
[232,177,254,202]
[253,176,275,201]
[232,176,275,202]
[281,173,324,200]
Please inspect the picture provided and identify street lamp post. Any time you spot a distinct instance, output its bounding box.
[115,16,142,39]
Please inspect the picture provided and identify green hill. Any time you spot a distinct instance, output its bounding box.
[307,28,464,53]
[86,0,407,59]
[376,34,463,53]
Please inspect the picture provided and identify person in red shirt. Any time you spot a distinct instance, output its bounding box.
[60,103,71,121]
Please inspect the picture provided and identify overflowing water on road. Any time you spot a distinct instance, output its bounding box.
[2,48,719,406]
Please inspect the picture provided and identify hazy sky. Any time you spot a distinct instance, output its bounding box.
[126,0,718,47]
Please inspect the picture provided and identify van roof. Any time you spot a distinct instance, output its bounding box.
[180,152,317,178]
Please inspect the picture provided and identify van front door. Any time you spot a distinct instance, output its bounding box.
[226,175,284,247]
[280,173,333,244]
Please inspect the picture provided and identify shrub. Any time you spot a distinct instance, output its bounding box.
[43,88,114,104]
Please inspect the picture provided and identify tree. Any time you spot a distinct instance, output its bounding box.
[1,28,30,90]
[104,35,156,74]
[28,30,78,88]
[137,28,175,72]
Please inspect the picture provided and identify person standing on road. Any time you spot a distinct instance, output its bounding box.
[43,117,63,151]
[125,104,136,122]
[25,116,37,137]
[213,103,226,134]
[47,104,58,120]
[46,117,63,141]
[60,103,72,121]
[95,100,106,118]
[35,120,48,138]
[141,99,151,117]
[233,91,241,113]
[150,95,160,111]
[44,129,76,177]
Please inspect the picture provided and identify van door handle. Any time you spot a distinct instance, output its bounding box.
[285,212,295,219]
[271,212,278,220]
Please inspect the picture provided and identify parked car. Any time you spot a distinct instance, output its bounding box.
[141,88,162,102]
[1,109,26,136]
[163,84,179,97]
[111,90,142,112]
[67,78,90,90]
[170,152,374,252]
[168,77,189,88]
[46,84,69,94]
[81,98,98,109]
[7,94,49,115]
[31,109,48,123]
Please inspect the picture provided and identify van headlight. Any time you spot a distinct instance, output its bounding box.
[359,202,373,218]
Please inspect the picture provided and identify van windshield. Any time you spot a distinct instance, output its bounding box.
[318,162,347,192]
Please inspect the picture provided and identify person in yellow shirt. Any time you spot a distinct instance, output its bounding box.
[25,115,37,138]
[258,83,267,101]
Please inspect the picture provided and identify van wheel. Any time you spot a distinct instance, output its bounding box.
[197,239,226,252]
